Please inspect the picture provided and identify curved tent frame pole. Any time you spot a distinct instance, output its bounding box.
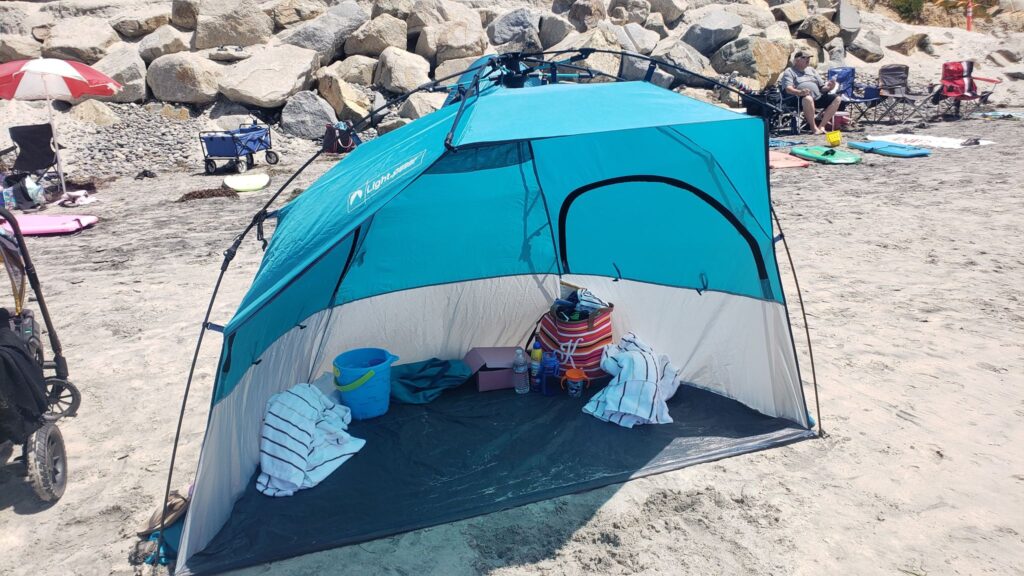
[160,50,799,557]
[771,207,824,437]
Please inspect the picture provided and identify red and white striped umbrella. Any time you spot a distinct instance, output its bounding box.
[0,58,121,101]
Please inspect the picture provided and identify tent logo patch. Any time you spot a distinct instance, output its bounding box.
[347,150,426,213]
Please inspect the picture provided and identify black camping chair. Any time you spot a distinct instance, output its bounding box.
[870,64,938,124]
[0,124,62,181]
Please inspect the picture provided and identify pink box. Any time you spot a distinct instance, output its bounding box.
[463,347,517,392]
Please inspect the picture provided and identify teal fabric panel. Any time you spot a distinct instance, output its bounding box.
[336,142,557,304]
[529,123,780,300]
[561,180,765,296]
[670,121,772,227]
[213,234,355,403]
[232,105,458,327]
[452,82,749,147]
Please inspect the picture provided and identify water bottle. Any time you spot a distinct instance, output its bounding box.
[540,351,561,396]
[512,347,530,394]
[1,187,14,211]
[529,341,543,393]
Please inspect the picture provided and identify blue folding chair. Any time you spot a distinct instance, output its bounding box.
[827,67,880,123]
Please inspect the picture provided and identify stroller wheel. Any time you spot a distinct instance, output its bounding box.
[265,150,280,165]
[234,159,248,174]
[26,422,67,502]
[204,160,217,175]
[45,378,81,419]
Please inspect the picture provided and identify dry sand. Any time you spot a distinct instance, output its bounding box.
[0,117,1022,576]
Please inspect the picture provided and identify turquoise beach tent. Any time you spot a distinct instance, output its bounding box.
[175,79,814,574]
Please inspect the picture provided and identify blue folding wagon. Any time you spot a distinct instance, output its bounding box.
[199,122,279,174]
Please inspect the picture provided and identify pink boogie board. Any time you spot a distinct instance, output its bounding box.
[769,150,810,169]
[1,214,99,236]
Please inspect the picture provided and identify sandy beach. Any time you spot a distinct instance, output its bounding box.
[0,116,1022,576]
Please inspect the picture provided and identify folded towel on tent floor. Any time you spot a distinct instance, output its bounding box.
[257,383,366,497]
[583,333,682,428]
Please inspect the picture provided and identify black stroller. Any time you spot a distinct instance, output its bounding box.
[0,207,80,502]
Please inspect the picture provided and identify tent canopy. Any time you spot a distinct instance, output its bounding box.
[176,78,811,574]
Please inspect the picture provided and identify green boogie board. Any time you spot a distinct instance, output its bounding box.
[790,146,861,165]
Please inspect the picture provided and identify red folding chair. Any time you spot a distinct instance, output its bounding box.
[932,60,1001,118]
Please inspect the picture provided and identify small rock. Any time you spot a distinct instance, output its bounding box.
[172,0,201,30]
[644,12,669,38]
[797,14,840,45]
[771,1,808,26]
[568,0,608,32]
[376,117,411,134]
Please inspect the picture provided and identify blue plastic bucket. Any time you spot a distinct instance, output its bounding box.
[332,348,398,420]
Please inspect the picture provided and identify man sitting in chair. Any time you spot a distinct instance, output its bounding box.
[780,50,842,135]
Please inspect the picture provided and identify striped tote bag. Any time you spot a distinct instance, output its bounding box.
[536,306,613,378]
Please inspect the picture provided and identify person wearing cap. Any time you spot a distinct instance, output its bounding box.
[779,51,842,135]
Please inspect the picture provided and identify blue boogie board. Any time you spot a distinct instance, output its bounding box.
[848,141,930,158]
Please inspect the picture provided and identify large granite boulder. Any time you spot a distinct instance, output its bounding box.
[147,52,222,104]
[372,0,416,20]
[883,30,927,55]
[771,1,807,26]
[436,21,488,66]
[550,26,622,83]
[568,0,608,32]
[621,52,674,87]
[110,8,170,38]
[834,0,860,44]
[686,4,775,29]
[488,8,541,45]
[87,43,147,103]
[70,99,119,126]
[194,0,274,50]
[345,14,407,57]
[624,22,659,54]
[651,36,712,87]
[172,0,200,30]
[317,70,373,121]
[647,0,687,25]
[42,17,119,64]
[540,14,575,48]
[280,90,336,139]
[398,92,446,119]
[608,0,651,25]
[644,12,669,38]
[374,46,431,93]
[797,14,840,45]
[435,54,491,83]
[219,44,319,106]
[683,12,742,56]
[0,35,41,62]
[407,0,480,37]
[848,30,882,62]
[266,0,326,29]
[710,36,789,86]
[281,2,369,65]
[321,55,378,86]
[138,24,189,64]
[824,37,845,66]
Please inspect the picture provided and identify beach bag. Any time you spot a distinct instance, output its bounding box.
[322,123,357,154]
[535,305,614,378]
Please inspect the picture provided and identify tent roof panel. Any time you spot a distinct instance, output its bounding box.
[454,81,752,147]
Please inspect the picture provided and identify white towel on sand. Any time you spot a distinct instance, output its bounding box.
[256,383,365,497]
[583,333,682,428]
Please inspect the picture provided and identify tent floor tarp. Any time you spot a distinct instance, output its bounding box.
[183,381,813,575]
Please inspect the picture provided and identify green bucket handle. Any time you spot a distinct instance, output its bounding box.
[335,369,375,393]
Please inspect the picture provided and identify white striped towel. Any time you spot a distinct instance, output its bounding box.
[256,383,366,497]
[583,333,682,428]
